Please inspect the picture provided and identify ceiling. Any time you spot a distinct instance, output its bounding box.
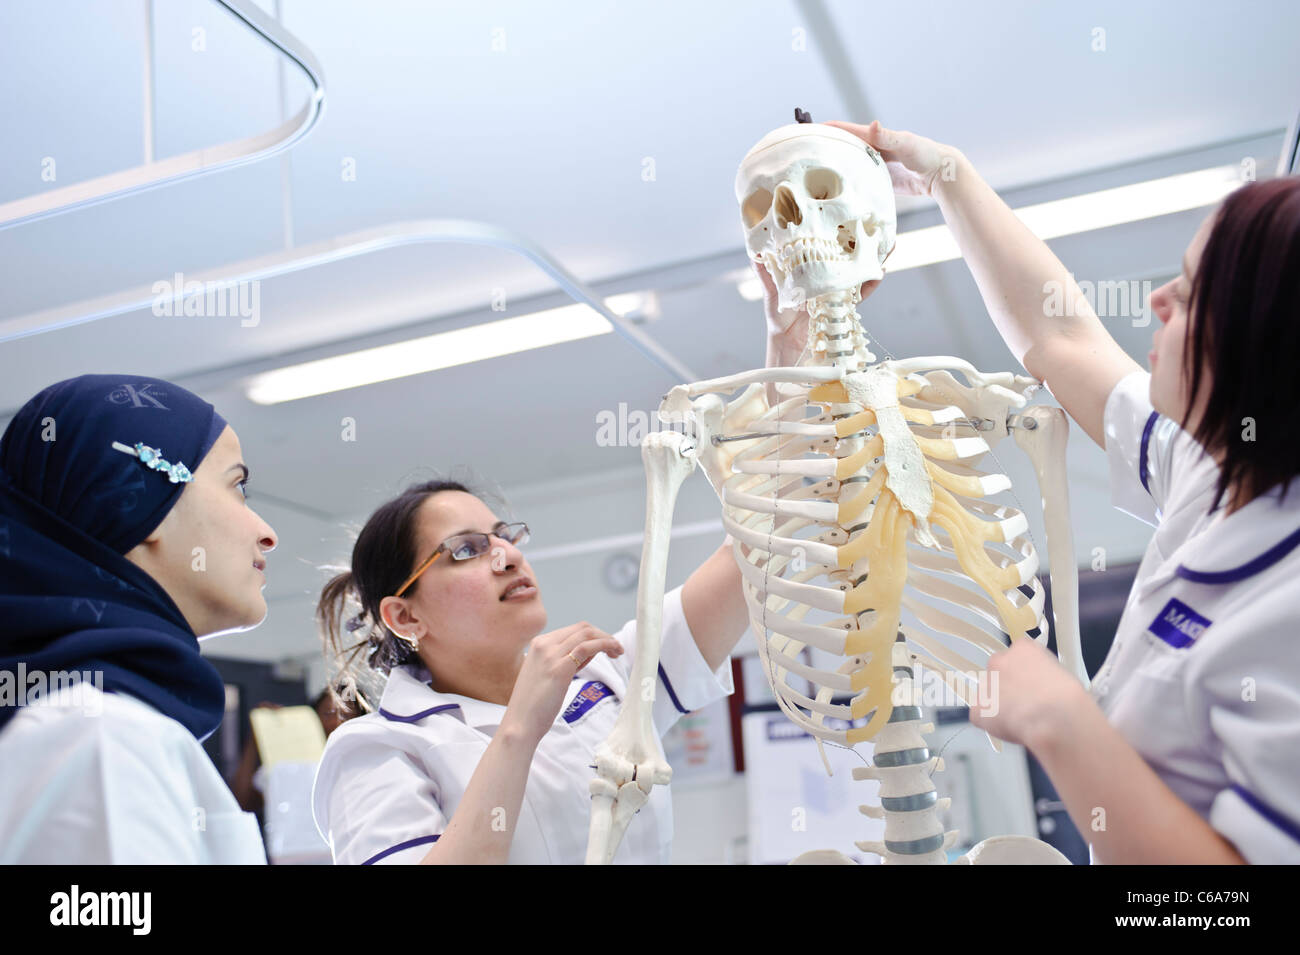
[2,0,1297,664]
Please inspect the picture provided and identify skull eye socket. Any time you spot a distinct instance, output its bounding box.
[741,188,774,228]
[804,167,842,201]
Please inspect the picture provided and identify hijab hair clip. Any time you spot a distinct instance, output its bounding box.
[111,441,195,484]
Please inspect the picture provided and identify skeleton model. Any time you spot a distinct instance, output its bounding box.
[586,120,1085,865]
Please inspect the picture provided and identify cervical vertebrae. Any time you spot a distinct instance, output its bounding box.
[584,121,1083,867]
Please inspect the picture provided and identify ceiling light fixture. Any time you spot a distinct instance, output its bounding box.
[245,292,652,404]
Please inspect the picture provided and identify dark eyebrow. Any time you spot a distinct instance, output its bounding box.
[449,521,507,537]
[227,463,249,481]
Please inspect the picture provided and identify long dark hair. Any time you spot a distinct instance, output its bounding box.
[1183,175,1300,513]
[317,478,494,713]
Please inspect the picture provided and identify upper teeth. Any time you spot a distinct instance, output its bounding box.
[505,582,528,597]
[779,236,845,266]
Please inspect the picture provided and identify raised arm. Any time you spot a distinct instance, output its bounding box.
[827,121,1142,450]
[681,537,749,672]
[423,623,625,864]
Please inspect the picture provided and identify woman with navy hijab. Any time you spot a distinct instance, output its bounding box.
[0,374,278,863]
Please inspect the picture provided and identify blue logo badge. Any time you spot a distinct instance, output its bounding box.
[1148,598,1213,648]
[562,681,615,724]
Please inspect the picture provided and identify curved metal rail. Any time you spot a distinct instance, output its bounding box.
[0,0,325,230]
[0,219,698,383]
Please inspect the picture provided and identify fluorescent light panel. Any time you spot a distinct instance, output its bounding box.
[247,163,1244,403]
[887,164,1244,271]
[246,293,647,405]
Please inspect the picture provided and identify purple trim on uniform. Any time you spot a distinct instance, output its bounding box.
[361,834,439,865]
[657,662,688,714]
[1176,522,1300,584]
[377,702,460,723]
[1138,411,1158,493]
[1231,784,1300,844]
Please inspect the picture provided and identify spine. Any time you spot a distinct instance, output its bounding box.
[805,289,874,374]
[852,637,954,865]
[800,289,956,862]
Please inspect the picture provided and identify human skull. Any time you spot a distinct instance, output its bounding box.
[735,123,896,310]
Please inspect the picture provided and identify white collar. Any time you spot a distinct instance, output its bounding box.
[1175,478,1300,583]
[377,663,507,729]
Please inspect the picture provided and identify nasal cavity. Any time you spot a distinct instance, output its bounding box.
[774,184,802,229]
[837,222,856,254]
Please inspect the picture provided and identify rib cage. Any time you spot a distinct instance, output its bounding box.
[716,376,1051,750]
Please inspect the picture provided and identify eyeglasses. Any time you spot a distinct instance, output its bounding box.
[392,521,529,598]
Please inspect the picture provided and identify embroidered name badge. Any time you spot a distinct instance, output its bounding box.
[563,681,615,724]
[1148,597,1213,648]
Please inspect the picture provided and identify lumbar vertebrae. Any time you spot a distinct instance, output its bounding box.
[585,117,1083,866]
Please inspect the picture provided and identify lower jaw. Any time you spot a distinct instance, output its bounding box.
[778,262,870,289]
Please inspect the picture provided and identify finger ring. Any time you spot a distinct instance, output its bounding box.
[568,650,582,667]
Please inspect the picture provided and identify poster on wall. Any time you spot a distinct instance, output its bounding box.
[741,711,883,865]
[661,694,733,786]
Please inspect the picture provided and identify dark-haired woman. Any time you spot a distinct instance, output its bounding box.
[0,375,278,863]
[827,120,1300,864]
[312,481,752,864]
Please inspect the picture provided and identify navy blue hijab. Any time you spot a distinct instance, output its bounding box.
[0,375,230,740]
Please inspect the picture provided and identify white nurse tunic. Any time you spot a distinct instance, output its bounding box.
[312,584,734,864]
[0,684,267,864]
[1093,369,1300,864]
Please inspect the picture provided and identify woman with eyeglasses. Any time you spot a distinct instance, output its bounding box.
[311,478,749,864]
